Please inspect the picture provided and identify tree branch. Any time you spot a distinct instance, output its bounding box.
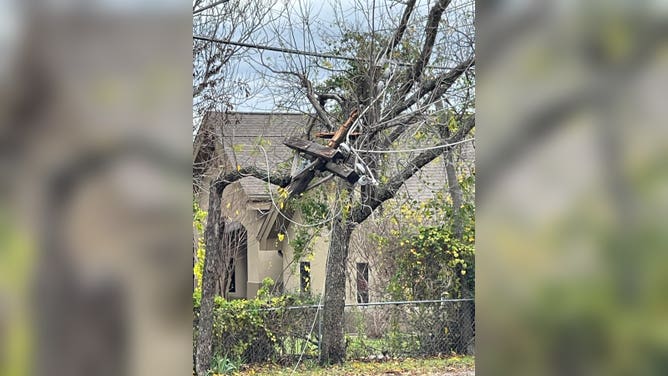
[395,0,452,100]
[299,74,336,131]
[375,111,424,139]
[317,93,346,108]
[384,0,418,59]
[256,58,336,131]
[193,0,230,15]
[351,115,474,224]
[212,167,292,194]
[385,56,474,121]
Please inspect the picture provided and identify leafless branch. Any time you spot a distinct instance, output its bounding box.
[383,0,418,59]
[351,115,475,224]
[193,0,230,15]
[395,0,453,100]
[384,56,474,121]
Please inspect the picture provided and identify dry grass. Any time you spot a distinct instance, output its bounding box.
[229,355,474,376]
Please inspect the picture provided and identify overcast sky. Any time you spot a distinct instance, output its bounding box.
[196,0,473,112]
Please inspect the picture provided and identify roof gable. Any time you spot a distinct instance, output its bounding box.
[203,112,313,172]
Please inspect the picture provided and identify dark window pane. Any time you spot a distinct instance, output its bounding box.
[228,258,236,293]
[300,262,310,293]
[356,262,369,303]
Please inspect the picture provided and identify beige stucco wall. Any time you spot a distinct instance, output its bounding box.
[221,181,283,299]
[280,217,330,297]
[279,215,378,304]
[346,221,385,303]
[203,179,385,303]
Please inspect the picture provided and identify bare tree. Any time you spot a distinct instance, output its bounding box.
[192,1,279,374]
[192,0,277,190]
[269,0,474,364]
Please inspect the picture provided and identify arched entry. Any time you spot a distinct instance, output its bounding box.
[219,221,248,299]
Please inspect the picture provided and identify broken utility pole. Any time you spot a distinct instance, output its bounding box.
[282,110,360,198]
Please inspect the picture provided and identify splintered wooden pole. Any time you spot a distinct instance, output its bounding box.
[314,131,361,140]
[283,137,344,162]
[324,162,359,184]
[285,161,318,197]
[284,110,360,198]
[327,109,358,149]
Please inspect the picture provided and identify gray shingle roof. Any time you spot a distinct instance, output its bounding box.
[203,112,313,199]
[205,111,311,170]
[238,176,280,202]
[383,127,475,201]
[397,138,475,201]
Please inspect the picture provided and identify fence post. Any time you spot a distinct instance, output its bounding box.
[317,307,323,358]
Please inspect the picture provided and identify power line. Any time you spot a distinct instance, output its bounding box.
[352,137,474,154]
[193,35,460,70]
[194,35,358,62]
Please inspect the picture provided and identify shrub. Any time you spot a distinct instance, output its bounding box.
[194,282,320,365]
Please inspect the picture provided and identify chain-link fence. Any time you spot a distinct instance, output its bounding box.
[343,299,475,359]
[207,298,474,365]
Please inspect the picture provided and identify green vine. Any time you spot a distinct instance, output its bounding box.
[386,174,475,300]
[286,188,331,269]
[193,199,207,300]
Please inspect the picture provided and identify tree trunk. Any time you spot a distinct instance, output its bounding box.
[319,212,353,365]
[195,181,224,376]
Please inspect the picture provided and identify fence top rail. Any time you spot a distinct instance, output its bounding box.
[256,298,474,312]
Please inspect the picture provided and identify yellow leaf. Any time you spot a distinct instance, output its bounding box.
[237,164,241,171]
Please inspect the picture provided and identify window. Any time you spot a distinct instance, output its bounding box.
[228,258,236,293]
[356,262,369,303]
[300,262,311,293]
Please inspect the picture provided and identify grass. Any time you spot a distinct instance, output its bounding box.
[227,355,474,375]
[345,333,420,359]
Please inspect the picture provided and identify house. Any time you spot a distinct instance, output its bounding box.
[193,111,474,302]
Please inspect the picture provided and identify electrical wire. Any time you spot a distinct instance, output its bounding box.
[193,35,462,70]
[352,137,474,154]
[342,50,412,185]
[288,212,336,376]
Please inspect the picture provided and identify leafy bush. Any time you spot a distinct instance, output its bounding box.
[194,280,320,365]
[387,194,475,301]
